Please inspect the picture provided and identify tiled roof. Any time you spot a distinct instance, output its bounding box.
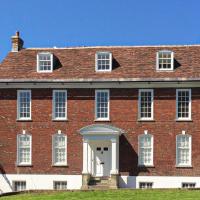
[1,45,200,80]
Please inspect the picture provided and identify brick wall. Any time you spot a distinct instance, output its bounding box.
[0,88,200,176]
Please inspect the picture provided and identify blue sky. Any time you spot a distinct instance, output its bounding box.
[0,0,200,61]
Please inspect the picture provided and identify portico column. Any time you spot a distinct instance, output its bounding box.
[82,139,89,174]
[81,138,91,189]
[110,138,119,174]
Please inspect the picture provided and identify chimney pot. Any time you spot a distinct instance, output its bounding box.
[11,31,24,52]
[16,31,20,37]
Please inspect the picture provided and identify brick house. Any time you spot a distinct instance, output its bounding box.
[0,32,200,192]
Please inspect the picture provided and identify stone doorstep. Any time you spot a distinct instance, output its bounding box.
[82,173,119,190]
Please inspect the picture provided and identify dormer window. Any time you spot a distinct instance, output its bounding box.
[37,52,53,72]
[95,52,112,72]
[156,50,174,71]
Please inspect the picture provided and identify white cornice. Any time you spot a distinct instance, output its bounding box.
[0,80,200,88]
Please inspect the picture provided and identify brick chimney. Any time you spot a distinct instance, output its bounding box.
[11,31,24,52]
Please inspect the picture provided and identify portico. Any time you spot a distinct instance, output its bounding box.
[79,124,124,189]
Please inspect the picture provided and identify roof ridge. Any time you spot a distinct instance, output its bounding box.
[26,44,200,50]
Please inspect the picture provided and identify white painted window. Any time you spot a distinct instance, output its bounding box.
[37,52,53,72]
[13,181,26,191]
[54,181,67,190]
[139,89,154,120]
[95,52,112,72]
[139,182,153,189]
[52,131,67,166]
[176,89,191,120]
[138,133,153,166]
[95,90,110,120]
[17,133,32,165]
[53,90,67,120]
[17,90,31,120]
[176,134,192,167]
[156,50,174,70]
[182,182,196,188]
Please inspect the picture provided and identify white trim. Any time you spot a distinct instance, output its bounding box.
[176,134,192,167]
[176,89,192,121]
[17,90,32,120]
[95,52,112,72]
[52,90,67,120]
[138,89,154,120]
[95,89,110,121]
[0,174,82,193]
[17,133,32,166]
[138,133,154,167]
[2,81,200,89]
[119,176,200,189]
[37,52,53,73]
[156,50,174,71]
[79,124,124,136]
[52,132,67,166]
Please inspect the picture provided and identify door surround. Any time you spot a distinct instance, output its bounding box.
[79,124,124,176]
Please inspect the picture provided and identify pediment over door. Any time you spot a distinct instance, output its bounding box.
[79,124,124,136]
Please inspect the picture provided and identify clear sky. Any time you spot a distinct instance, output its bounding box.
[0,0,200,62]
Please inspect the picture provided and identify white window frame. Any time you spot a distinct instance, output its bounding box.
[52,132,67,166]
[176,134,192,167]
[95,52,112,72]
[176,89,192,121]
[139,182,153,189]
[17,90,31,120]
[37,52,53,73]
[53,181,68,190]
[13,181,26,192]
[138,89,154,120]
[138,133,154,167]
[52,90,67,120]
[17,133,32,166]
[182,182,196,188]
[95,89,110,121]
[156,50,174,71]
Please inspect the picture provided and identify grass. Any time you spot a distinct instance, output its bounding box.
[1,189,200,200]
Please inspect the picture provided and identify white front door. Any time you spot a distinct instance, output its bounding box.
[94,144,111,177]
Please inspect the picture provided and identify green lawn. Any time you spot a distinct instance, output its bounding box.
[1,190,200,200]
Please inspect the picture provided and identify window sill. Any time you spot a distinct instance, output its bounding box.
[16,119,32,122]
[95,70,112,73]
[175,119,193,122]
[94,119,111,122]
[176,165,192,168]
[156,69,174,72]
[138,165,154,168]
[52,164,68,167]
[138,119,155,122]
[37,70,53,73]
[52,119,68,122]
[17,164,33,167]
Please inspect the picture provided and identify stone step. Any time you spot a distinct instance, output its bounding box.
[89,181,109,185]
[88,185,110,190]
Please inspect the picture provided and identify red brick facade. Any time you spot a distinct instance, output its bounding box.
[0,88,199,176]
[1,33,200,191]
